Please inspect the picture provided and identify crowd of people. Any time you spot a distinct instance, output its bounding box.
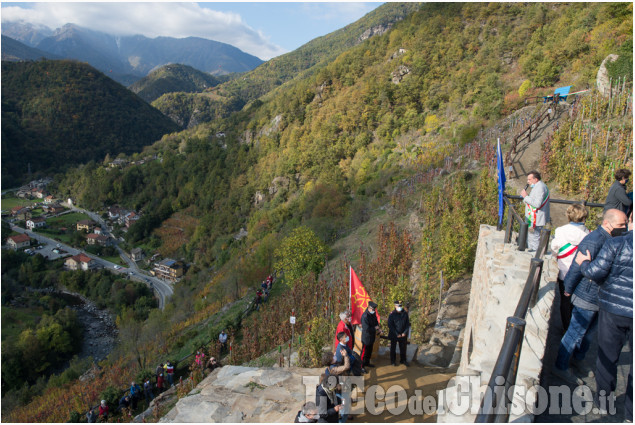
[522,168,632,421]
[255,274,275,310]
[296,300,411,423]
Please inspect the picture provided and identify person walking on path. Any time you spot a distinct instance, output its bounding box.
[195,349,206,369]
[98,400,108,422]
[219,330,228,354]
[388,300,410,367]
[360,301,381,368]
[165,362,174,387]
[520,170,550,251]
[333,311,353,351]
[604,169,632,215]
[550,204,589,331]
[143,379,154,404]
[157,373,165,393]
[86,408,97,423]
[129,381,141,409]
[576,226,632,421]
[553,209,627,385]
[206,356,222,373]
[118,395,132,417]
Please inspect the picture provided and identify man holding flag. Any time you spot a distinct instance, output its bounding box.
[349,267,381,369]
[361,302,381,369]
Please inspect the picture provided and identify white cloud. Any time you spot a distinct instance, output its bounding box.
[300,2,375,22]
[1,3,287,60]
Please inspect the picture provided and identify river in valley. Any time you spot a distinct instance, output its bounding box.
[56,290,118,362]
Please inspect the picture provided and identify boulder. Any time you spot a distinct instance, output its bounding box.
[597,54,619,97]
[160,366,323,423]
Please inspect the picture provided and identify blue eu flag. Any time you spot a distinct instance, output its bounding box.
[497,139,506,227]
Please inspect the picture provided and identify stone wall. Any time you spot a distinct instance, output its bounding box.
[437,225,558,422]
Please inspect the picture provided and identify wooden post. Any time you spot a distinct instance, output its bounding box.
[438,271,444,313]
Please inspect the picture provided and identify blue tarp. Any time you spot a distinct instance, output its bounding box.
[543,85,572,102]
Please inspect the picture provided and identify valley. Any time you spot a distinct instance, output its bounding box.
[0,2,632,423]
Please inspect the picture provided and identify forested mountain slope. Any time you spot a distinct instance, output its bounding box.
[129,64,221,103]
[54,3,632,268]
[1,60,180,187]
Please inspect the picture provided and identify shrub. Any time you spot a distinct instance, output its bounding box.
[99,385,120,411]
[298,316,331,367]
[274,226,329,284]
[518,80,532,97]
[533,58,560,87]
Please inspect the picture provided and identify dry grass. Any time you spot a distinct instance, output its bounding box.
[153,210,200,257]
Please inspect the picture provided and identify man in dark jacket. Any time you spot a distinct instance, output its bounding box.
[388,300,410,367]
[315,375,342,423]
[553,209,627,385]
[577,227,632,421]
[604,169,632,215]
[118,395,131,417]
[360,301,381,368]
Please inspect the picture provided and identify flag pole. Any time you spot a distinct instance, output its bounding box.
[349,266,351,311]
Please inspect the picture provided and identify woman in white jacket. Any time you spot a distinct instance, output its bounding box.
[550,204,589,331]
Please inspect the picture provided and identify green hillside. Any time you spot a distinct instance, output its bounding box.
[1,60,180,188]
[6,3,632,422]
[129,63,221,103]
[55,2,632,266]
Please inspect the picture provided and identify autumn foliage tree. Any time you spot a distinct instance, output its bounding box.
[274,226,329,284]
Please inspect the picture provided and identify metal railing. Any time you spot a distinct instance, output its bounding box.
[475,228,550,422]
[478,193,607,422]
[497,193,605,251]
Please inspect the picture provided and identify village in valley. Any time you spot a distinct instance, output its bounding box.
[2,171,184,303]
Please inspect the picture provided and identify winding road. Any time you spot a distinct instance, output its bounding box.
[8,217,173,309]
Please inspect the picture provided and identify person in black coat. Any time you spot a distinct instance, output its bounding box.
[388,300,410,366]
[604,169,632,215]
[315,375,342,423]
[360,301,381,368]
[576,228,633,421]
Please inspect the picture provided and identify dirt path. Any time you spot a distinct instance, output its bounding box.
[505,103,573,228]
[350,359,456,423]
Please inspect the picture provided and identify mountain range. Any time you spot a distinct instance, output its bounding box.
[2,23,264,85]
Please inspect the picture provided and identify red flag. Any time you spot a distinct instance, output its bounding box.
[350,267,379,325]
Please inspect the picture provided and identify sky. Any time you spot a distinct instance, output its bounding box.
[0,2,383,60]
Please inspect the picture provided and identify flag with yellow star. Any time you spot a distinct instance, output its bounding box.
[350,266,380,325]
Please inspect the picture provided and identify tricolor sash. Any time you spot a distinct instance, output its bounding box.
[525,189,550,228]
[557,242,578,259]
